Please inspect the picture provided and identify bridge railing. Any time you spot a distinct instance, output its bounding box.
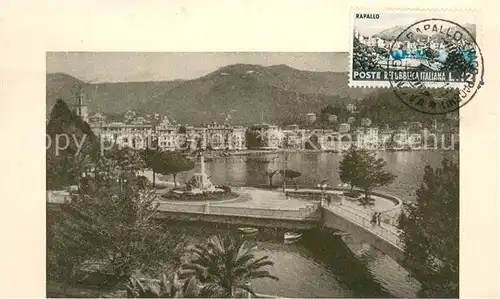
[158,201,321,220]
[324,202,403,248]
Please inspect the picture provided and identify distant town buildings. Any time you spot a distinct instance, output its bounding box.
[346,104,357,114]
[247,124,283,149]
[306,113,317,124]
[327,114,338,123]
[338,123,351,134]
[360,118,372,127]
[81,95,457,152]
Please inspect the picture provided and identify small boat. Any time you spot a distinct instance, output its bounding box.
[238,227,259,235]
[333,231,349,237]
[284,231,302,243]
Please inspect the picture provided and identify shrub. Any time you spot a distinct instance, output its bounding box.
[343,190,363,198]
[161,185,235,202]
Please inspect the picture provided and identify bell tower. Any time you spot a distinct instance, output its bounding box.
[75,86,89,123]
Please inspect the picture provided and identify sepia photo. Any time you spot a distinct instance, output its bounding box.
[46,52,460,298]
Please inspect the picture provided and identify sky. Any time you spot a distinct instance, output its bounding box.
[46,52,348,83]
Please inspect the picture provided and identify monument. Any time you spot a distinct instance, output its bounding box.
[185,153,217,193]
[178,140,224,195]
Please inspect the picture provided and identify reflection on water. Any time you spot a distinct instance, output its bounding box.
[178,151,458,202]
[166,152,457,297]
[164,222,395,298]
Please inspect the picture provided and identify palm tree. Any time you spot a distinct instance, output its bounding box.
[180,235,279,298]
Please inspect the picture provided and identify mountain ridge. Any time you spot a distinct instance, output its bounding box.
[370,23,476,42]
[47,61,373,125]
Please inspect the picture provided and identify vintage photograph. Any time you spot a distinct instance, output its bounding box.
[46,52,459,298]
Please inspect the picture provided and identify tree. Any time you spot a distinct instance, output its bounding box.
[142,149,159,188]
[126,273,202,298]
[153,152,195,188]
[105,146,146,173]
[46,99,99,189]
[339,147,396,202]
[180,235,278,298]
[265,170,279,187]
[338,146,360,192]
[398,158,459,297]
[48,156,186,285]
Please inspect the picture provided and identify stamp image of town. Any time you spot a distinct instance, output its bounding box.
[46,52,459,298]
[351,11,479,86]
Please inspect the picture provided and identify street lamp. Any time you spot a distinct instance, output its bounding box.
[317,180,328,205]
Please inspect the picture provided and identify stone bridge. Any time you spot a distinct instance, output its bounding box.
[47,187,405,262]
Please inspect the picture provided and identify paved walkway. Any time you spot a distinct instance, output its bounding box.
[47,185,403,248]
[285,188,403,248]
[324,202,403,248]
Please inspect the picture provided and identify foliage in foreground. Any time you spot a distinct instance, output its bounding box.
[48,156,186,286]
[398,158,459,297]
[180,235,279,297]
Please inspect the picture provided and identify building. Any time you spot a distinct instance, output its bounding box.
[360,118,372,127]
[346,104,357,113]
[91,121,154,150]
[156,116,179,151]
[131,116,149,125]
[88,112,106,125]
[338,123,351,134]
[230,126,247,150]
[74,88,89,123]
[357,127,379,149]
[379,129,395,148]
[205,123,235,150]
[315,129,340,151]
[182,123,247,151]
[282,128,306,149]
[327,114,338,123]
[124,110,136,123]
[247,124,283,149]
[306,113,317,124]
[393,128,410,148]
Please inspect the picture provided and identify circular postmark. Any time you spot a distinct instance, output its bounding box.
[387,18,484,114]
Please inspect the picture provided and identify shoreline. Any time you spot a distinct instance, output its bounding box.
[203,148,458,158]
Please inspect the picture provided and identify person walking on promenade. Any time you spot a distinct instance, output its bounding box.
[371,212,377,226]
[377,212,382,226]
[326,195,332,206]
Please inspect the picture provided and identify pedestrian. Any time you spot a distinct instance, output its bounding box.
[371,212,377,226]
[326,195,332,206]
[377,212,382,225]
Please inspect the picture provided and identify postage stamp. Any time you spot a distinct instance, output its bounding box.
[349,9,484,114]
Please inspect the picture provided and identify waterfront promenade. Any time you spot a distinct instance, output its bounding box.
[47,185,404,260]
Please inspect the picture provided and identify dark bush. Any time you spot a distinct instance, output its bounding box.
[343,190,363,198]
[161,185,235,202]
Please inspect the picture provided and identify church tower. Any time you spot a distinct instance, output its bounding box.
[75,87,89,123]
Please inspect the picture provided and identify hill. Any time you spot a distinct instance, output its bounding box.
[46,73,185,115]
[371,23,476,42]
[46,60,374,125]
[139,64,372,125]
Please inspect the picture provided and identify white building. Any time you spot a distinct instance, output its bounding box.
[338,123,351,134]
[156,117,179,151]
[346,104,357,113]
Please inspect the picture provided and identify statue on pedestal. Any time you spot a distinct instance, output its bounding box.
[185,139,216,193]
